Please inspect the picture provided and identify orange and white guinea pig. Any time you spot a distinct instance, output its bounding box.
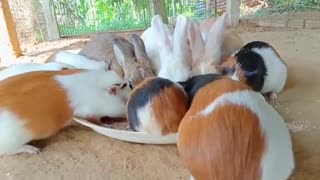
[126,77,189,136]
[177,77,294,180]
[0,69,130,155]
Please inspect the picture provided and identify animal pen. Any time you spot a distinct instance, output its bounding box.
[0,0,320,180]
[1,0,320,56]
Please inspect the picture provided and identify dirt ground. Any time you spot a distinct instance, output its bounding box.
[0,27,319,180]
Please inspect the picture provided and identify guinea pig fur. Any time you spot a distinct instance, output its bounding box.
[0,69,130,155]
[177,77,294,180]
[177,73,222,103]
[217,41,287,103]
[127,77,189,136]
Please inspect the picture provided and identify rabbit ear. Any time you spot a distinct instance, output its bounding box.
[205,12,227,65]
[129,34,148,60]
[151,15,172,50]
[151,15,163,28]
[173,15,188,55]
[188,21,205,64]
[113,38,135,68]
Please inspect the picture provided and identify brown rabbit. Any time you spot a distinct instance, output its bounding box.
[78,32,133,77]
[113,33,155,89]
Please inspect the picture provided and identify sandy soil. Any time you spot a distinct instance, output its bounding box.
[0,27,320,180]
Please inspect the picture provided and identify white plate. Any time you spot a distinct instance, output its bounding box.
[73,118,178,145]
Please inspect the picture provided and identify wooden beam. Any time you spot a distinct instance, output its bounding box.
[150,0,169,24]
[0,0,22,60]
[226,0,240,26]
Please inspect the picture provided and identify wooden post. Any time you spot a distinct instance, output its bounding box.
[41,0,60,40]
[0,0,22,61]
[226,0,240,26]
[150,0,169,24]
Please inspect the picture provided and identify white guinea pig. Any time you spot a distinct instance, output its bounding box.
[0,69,130,155]
[217,41,287,104]
[177,77,294,180]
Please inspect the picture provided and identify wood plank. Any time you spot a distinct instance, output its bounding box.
[0,0,22,60]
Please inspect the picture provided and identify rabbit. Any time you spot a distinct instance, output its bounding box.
[153,15,192,82]
[0,69,131,155]
[113,33,155,89]
[0,62,75,81]
[177,77,294,180]
[45,50,109,70]
[198,13,243,62]
[216,41,287,104]
[126,77,189,136]
[78,32,133,78]
[140,15,174,74]
[187,12,243,76]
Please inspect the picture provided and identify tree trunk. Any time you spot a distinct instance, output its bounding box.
[131,0,141,20]
[150,0,168,24]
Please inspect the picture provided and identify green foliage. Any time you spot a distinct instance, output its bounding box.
[53,0,152,36]
[53,0,219,36]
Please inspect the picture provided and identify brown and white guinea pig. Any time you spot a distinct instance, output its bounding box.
[217,41,287,103]
[177,77,294,180]
[126,77,189,136]
[0,69,130,155]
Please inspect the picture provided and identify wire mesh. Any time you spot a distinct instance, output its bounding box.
[240,0,320,29]
[51,0,227,37]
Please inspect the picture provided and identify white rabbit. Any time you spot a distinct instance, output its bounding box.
[154,15,192,82]
[187,13,243,76]
[141,15,174,74]
[46,50,108,70]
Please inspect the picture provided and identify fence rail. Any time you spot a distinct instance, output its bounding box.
[51,0,320,38]
[240,0,320,29]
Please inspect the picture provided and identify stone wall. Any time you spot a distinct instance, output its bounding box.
[8,0,47,48]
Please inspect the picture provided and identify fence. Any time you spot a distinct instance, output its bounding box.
[51,0,227,37]
[240,0,320,29]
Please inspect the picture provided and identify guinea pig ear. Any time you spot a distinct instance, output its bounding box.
[177,81,188,90]
[113,38,136,68]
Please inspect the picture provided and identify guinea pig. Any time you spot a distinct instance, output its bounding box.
[177,77,294,180]
[216,41,287,104]
[127,77,189,136]
[177,73,222,103]
[0,69,130,155]
[0,62,75,81]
